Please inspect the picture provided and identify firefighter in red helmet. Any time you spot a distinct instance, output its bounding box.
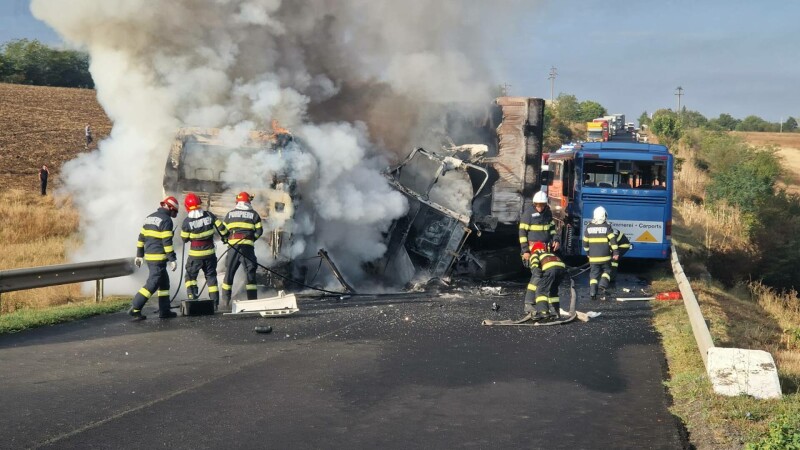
[220,191,263,310]
[128,196,180,320]
[179,192,228,309]
[527,241,567,321]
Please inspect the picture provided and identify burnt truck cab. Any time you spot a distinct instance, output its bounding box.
[162,127,297,264]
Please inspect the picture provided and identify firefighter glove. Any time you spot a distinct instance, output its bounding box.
[169,261,177,272]
[134,257,143,268]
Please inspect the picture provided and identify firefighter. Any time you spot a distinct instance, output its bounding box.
[610,228,633,284]
[128,196,180,320]
[582,206,618,301]
[180,193,228,309]
[519,191,560,312]
[220,191,263,309]
[528,241,567,321]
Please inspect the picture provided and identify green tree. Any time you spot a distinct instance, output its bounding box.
[783,116,798,132]
[650,109,682,146]
[0,39,93,88]
[679,109,707,129]
[577,100,606,123]
[554,93,581,122]
[638,111,650,127]
[736,115,773,132]
[707,113,739,131]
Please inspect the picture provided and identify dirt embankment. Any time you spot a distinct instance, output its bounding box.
[0,83,111,193]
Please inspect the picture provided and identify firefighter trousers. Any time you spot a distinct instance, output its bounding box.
[536,266,565,314]
[185,256,218,303]
[589,261,612,297]
[131,261,170,313]
[222,245,258,300]
[523,272,541,312]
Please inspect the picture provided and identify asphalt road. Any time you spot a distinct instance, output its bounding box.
[0,270,686,449]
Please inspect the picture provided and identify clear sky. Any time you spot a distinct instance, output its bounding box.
[3,0,798,124]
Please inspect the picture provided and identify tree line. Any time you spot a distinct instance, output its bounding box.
[647,109,800,291]
[0,39,93,88]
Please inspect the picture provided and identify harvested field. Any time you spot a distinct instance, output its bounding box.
[734,131,800,194]
[0,82,111,193]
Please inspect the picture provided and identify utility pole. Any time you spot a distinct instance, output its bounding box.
[548,67,558,103]
[675,86,684,114]
[780,117,783,133]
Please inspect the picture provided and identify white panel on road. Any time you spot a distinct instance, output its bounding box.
[707,347,782,399]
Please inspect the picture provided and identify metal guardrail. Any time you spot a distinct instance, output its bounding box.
[670,246,714,368]
[0,258,135,304]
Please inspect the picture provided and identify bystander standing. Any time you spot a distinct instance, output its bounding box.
[85,123,93,149]
[38,165,50,196]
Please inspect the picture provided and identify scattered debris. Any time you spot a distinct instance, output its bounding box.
[254,325,273,334]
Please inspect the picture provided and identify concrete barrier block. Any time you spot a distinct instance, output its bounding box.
[707,347,782,399]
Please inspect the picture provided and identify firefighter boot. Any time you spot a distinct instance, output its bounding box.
[550,302,561,320]
[523,303,535,314]
[219,291,231,312]
[158,296,177,319]
[127,306,146,321]
[532,302,551,322]
[186,285,199,300]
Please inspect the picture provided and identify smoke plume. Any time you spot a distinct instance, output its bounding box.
[31,0,505,291]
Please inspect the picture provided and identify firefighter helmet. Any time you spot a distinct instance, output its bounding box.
[236,191,253,203]
[530,241,547,253]
[593,206,607,222]
[184,193,201,211]
[532,191,548,204]
[160,196,179,212]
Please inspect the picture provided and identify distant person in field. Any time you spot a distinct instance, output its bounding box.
[38,165,49,196]
[85,123,93,149]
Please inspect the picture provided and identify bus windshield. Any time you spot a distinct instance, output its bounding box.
[583,159,668,189]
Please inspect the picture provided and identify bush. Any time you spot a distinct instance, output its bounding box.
[745,413,800,449]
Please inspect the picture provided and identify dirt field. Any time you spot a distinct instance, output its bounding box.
[0,83,111,193]
[734,131,800,193]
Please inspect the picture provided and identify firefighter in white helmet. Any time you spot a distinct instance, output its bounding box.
[519,191,560,312]
[582,206,618,301]
[128,196,180,320]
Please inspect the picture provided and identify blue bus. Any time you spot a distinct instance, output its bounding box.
[542,142,673,260]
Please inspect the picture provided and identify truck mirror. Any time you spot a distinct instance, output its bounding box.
[540,170,553,185]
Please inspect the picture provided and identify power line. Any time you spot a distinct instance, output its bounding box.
[548,67,558,103]
[675,86,684,114]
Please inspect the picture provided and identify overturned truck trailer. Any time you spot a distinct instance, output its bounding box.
[376,97,546,284]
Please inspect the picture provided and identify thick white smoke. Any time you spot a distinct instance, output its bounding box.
[31,0,504,292]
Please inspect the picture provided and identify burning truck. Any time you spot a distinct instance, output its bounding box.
[163,97,546,290]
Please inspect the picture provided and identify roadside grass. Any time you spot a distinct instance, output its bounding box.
[646,134,800,448]
[0,189,84,313]
[0,297,130,334]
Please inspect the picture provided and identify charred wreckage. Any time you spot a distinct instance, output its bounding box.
[163,97,546,296]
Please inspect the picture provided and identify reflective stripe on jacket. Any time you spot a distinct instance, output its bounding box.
[136,207,176,262]
[223,208,263,246]
[180,210,228,258]
[518,204,558,253]
[582,222,618,263]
